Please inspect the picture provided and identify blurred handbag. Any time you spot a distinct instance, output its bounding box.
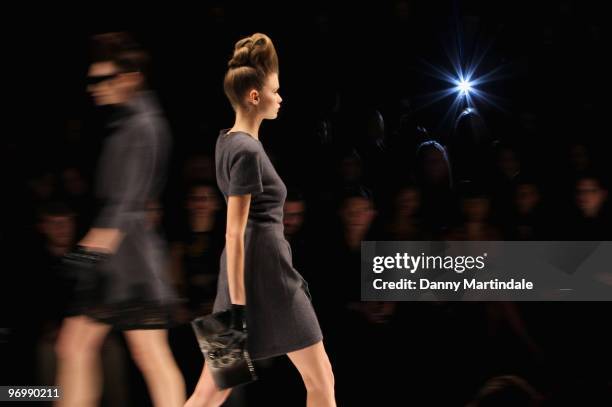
[191,310,257,389]
[61,246,109,306]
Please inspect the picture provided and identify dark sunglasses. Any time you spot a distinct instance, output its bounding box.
[86,73,120,86]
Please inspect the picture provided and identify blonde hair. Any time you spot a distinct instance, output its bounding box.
[223,33,279,109]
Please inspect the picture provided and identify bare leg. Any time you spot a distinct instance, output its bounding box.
[123,329,186,407]
[185,362,233,407]
[54,315,112,407]
[287,341,336,407]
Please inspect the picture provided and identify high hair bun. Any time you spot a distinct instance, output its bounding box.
[224,33,279,109]
[227,33,278,75]
[227,38,253,69]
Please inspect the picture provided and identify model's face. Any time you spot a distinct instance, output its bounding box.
[87,61,141,106]
[247,73,282,120]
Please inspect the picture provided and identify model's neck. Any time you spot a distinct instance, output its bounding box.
[230,111,262,141]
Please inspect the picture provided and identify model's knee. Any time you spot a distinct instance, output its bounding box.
[130,341,179,378]
[129,344,163,373]
[304,363,335,394]
[55,333,101,361]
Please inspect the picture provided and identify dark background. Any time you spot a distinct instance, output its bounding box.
[2,1,611,405]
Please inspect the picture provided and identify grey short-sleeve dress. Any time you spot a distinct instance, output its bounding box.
[213,129,323,360]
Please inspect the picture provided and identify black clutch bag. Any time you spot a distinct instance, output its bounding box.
[61,246,109,306]
[191,310,257,389]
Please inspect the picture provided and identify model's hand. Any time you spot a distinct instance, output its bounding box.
[79,228,123,254]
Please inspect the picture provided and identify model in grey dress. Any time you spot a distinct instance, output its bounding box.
[213,129,323,360]
[77,90,178,330]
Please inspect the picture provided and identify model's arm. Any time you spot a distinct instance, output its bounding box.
[225,194,251,305]
[81,123,157,253]
[225,142,263,306]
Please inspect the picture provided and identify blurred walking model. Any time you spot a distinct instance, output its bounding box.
[185,33,336,406]
[54,32,185,407]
